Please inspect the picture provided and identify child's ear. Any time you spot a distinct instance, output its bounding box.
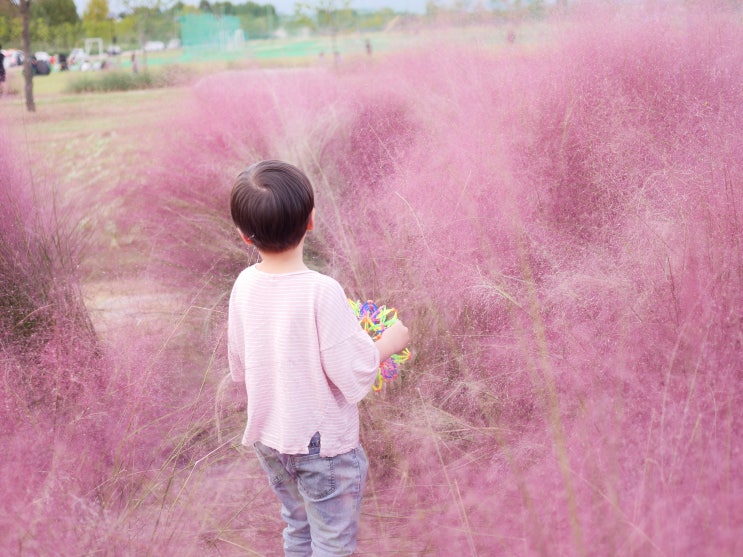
[237,228,252,245]
[307,209,315,231]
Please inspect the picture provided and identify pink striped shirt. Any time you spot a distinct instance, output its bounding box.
[228,266,380,456]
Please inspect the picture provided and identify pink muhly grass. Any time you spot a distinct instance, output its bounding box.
[118,4,742,555]
[0,123,115,551]
[0,120,224,554]
[0,122,97,414]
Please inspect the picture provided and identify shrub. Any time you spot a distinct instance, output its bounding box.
[0,122,96,407]
[65,65,195,94]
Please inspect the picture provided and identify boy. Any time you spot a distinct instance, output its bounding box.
[228,160,410,556]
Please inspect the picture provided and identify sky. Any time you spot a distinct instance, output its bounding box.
[74,0,429,17]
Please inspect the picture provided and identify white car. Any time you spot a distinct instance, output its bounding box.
[2,49,23,69]
[144,41,165,52]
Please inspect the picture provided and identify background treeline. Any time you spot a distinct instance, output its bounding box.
[0,0,400,54]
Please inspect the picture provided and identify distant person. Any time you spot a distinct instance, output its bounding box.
[59,52,68,71]
[131,52,138,74]
[365,38,372,56]
[0,46,6,97]
[228,160,410,555]
[35,58,50,76]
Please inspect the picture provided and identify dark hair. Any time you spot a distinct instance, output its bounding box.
[230,160,315,253]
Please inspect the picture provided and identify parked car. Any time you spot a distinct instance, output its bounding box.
[144,41,165,52]
[2,49,24,68]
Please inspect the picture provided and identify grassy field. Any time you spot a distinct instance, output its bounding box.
[2,23,543,96]
[4,87,181,214]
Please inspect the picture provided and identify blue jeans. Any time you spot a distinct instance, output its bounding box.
[254,433,369,557]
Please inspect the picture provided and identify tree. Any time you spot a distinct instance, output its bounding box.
[84,0,108,19]
[295,0,353,60]
[83,0,112,41]
[230,2,277,39]
[8,0,35,112]
[31,0,79,26]
[121,0,175,68]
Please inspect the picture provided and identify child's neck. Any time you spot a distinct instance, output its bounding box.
[256,242,308,274]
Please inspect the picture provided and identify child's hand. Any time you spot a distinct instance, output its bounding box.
[375,320,410,362]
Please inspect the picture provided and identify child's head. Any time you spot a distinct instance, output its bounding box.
[230,160,315,253]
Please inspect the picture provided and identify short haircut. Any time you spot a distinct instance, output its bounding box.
[230,160,315,253]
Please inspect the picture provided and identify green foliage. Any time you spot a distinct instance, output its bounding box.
[0,14,23,46]
[1,0,81,50]
[287,1,396,36]
[356,8,396,30]
[82,0,112,41]
[112,15,137,47]
[239,14,275,38]
[196,1,277,37]
[130,6,179,43]
[0,0,427,55]
[64,65,192,93]
[82,21,113,43]
[83,0,109,21]
[295,0,355,33]
[490,0,546,15]
[67,70,153,92]
[31,16,51,44]
[31,0,79,26]
[215,1,276,18]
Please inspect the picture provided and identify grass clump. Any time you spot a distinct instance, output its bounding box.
[65,65,194,94]
[0,114,220,556]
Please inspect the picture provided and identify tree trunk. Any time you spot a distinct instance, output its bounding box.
[20,0,35,112]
